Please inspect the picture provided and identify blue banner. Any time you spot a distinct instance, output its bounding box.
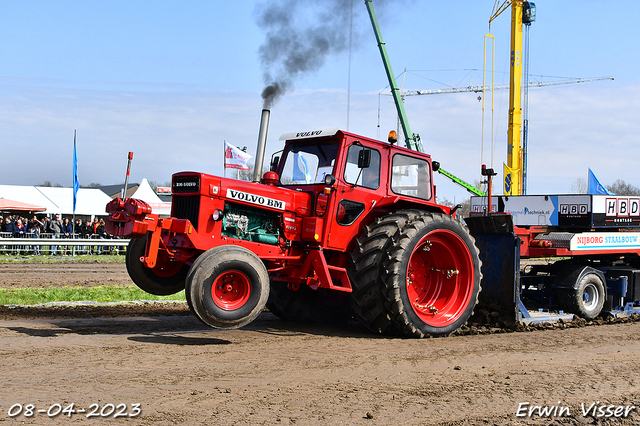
[73,130,79,212]
[588,168,613,195]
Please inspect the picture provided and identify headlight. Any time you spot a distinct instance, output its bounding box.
[324,174,336,186]
[212,209,224,221]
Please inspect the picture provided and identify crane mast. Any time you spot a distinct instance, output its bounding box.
[505,1,524,196]
[487,1,535,195]
[522,16,532,194]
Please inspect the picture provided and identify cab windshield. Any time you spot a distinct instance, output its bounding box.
[279,139,339,185]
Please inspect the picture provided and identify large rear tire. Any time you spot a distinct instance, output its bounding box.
[125,235,187,296]
[267,281,352,323]
[383,212,482,337]
[185,246,270,329]
[348,210,424,335]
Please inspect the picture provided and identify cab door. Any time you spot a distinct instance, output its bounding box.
[326,141,384,251]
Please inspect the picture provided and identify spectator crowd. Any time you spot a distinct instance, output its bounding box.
[0,214,117,255]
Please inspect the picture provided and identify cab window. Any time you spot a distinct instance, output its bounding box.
[343,144,381,190]
[390,154,432,200]
[279,140,339,185]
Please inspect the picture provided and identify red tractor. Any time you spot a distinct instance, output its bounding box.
[106,110,482,337]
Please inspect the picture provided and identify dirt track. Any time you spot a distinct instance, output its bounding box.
[0,261,131,289]
[0,261,639,425]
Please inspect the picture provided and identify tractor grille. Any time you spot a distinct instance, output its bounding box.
[172,195,200,230]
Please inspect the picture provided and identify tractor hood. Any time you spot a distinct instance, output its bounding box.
[174,171,314,217]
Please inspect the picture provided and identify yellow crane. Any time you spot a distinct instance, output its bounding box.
[489,0,536,196]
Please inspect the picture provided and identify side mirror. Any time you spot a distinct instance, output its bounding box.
[270,155,280,172]
[432,161,440,172]
[358,149,371,169]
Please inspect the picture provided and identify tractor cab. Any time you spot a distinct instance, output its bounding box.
[268,128,441,252]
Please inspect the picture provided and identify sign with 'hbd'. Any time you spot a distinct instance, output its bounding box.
[592,196,640,227]
[605,198,640,217]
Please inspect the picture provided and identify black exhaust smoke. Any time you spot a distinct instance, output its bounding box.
[256,0,405,109]
[257,0,359,109]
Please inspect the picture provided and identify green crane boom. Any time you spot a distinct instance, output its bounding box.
[437,167,486,197]
[365,0,486,197]
[364,0,421,152]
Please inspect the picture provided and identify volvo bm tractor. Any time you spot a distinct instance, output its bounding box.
[106,109,482,338]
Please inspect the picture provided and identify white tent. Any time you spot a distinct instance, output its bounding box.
[130,178,171,216]
[0,185,112,217]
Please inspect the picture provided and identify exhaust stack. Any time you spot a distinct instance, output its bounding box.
[253,109,270,182]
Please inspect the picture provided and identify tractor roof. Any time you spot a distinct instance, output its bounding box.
[279,128,432,161]
[279,128,341,141]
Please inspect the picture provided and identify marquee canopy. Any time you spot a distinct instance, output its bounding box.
[0,197,46,212]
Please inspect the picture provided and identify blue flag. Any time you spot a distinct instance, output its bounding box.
[588,168,612,195]
[292,152,312,183]
[73,130,79,212]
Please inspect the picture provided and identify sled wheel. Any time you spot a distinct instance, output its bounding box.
[348,210,425,335]
[384,212,482,337]
[125,235,187,296]
[267,281,352,323]
[562,273,605,320]
[186,246,269,329]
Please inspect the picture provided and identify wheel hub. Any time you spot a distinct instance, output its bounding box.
[582,283,599,311]
[212,271,251,310]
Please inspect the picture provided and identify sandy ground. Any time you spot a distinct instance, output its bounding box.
[0,261,639,425]
[0,261,131,289]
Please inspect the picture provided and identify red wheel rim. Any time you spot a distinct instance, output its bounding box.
[212,270,251,310]
[151,250,182,277]
[406,229,474,327]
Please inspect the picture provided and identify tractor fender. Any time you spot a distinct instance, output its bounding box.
[551,264,607,294]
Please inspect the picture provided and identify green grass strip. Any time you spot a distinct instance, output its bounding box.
[0,286,185,306]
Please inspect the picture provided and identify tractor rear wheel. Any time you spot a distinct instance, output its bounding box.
[125,235,187,296]
[383,212,482,337]
[267,281,352,323]
[348,210,424,335]
[185,246,269,329]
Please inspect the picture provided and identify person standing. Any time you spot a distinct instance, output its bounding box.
[94,218,107,254]
[61,217,73,255]
[28,220,41,255]
[13,219,27,255]
[82,219,92,254]
[1,217,16,255]
[73,218,83,254]
[62,218,73,238]
[74,218,83,236]
[49,214,62,255]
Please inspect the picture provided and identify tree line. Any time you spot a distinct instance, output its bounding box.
[571,178,640,196]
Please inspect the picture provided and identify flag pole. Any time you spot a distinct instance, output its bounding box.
[223,140,227,178]
[72,130,78,238]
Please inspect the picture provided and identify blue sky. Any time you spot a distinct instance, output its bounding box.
[1,0,638,202]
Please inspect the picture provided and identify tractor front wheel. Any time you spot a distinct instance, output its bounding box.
[125,235,187,296]
[186,246,270,329]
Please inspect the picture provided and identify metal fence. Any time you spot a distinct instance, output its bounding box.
[0,233,130,256]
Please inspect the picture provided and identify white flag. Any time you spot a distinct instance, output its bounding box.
[224,142,252,171]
